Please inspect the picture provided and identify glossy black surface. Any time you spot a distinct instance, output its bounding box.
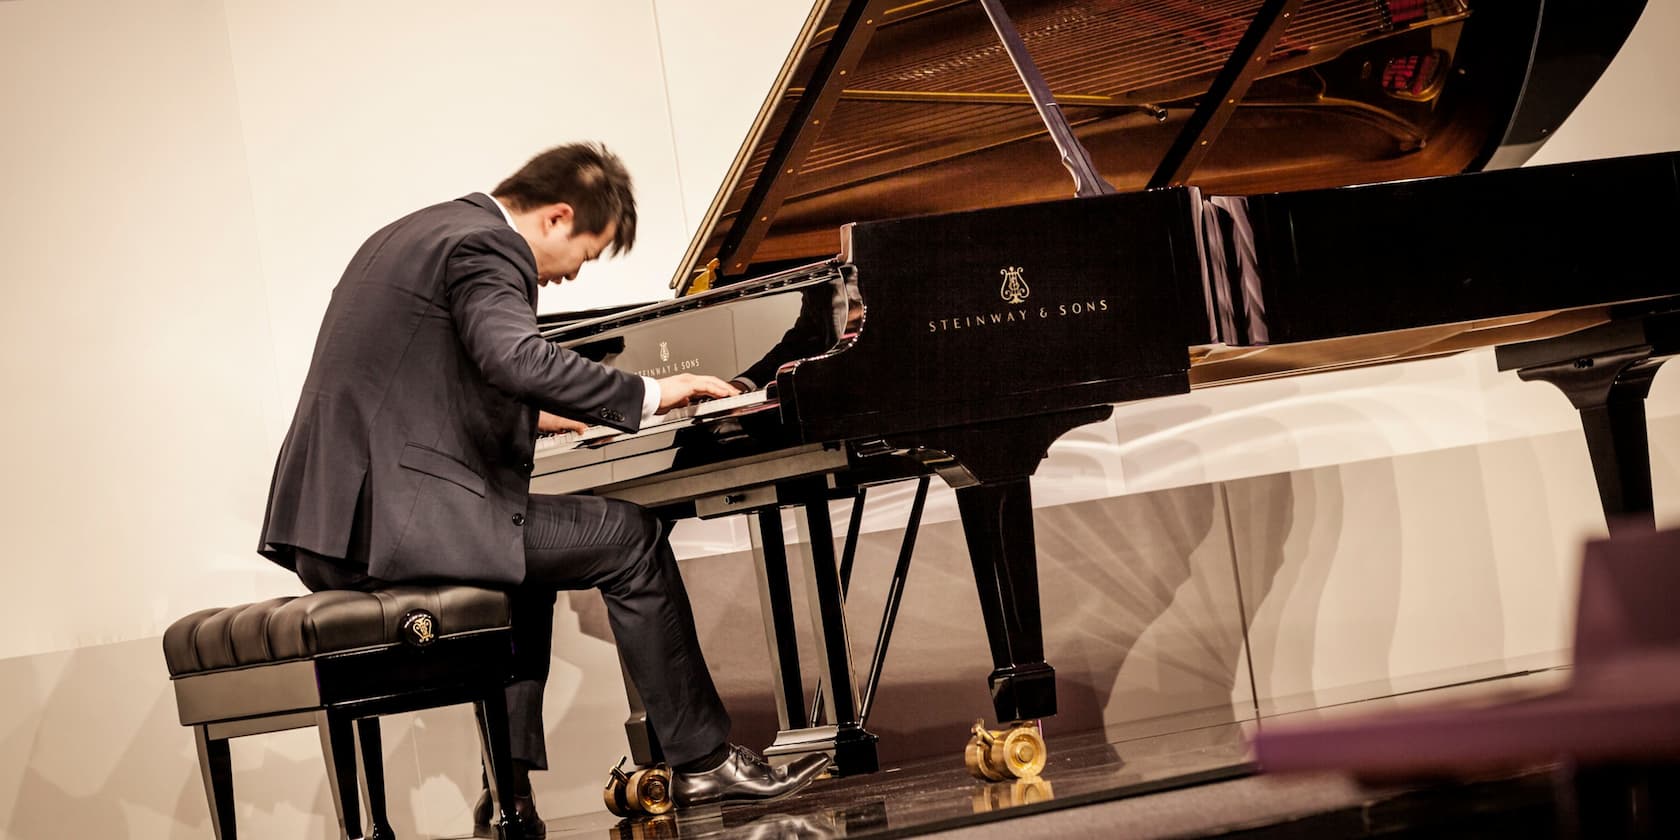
[534,191,1204,775]
[547,262,849,386]
[1203,151,1680,347]
[529,0,1671,804]
[783,189,1200,442]
[535,724,1254,840]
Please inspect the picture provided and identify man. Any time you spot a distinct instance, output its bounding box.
[258,143,829,835]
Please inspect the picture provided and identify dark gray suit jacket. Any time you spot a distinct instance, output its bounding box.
[258,193,645,584]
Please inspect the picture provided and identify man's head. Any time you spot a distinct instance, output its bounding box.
[493,142,637,285]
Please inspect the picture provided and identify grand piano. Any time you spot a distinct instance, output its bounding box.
[531,0,1677,776]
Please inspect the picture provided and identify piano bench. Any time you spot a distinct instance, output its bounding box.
[161,586,519,840]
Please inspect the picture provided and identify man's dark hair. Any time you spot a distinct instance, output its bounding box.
[494,142,637,255]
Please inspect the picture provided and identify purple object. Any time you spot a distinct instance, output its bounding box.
[1252,526,1680,776]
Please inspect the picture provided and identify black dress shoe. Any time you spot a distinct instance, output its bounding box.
[472,787,547,839]
[671,745,830,808]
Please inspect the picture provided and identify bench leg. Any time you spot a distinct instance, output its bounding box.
[474,694,523,840]
[194,725,238,839]
[317,709,364,840]
[356,718,396,839]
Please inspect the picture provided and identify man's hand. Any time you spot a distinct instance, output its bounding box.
[538,411,589,435]
[656,373,738,413]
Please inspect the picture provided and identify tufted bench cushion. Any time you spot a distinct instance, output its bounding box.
[163,585,511,676]
[164,584,524,839]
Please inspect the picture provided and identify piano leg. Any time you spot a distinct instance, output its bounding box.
[875,408,1104,725]
[801,492,880,774]
[955,478,1055,724]
[754,488,879,775]
[1576,361,1664,530]
[751,507,809,733]
[1499,312,1679,535]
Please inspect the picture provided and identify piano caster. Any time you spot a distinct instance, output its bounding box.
[963,719,1048,782]
[613,814,680,840]
[602,757,675,818]
[970,777,1056,813]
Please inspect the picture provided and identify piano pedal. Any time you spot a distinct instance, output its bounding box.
[602,756,675,818]
[963,719,1048,782]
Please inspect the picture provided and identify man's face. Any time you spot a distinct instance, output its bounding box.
[532,207,617,286]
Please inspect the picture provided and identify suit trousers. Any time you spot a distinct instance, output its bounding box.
[294,493,731,769]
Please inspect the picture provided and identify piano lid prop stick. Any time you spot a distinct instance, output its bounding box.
[976,0,1113,197]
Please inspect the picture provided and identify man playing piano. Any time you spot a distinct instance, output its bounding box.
[256,142,830,834]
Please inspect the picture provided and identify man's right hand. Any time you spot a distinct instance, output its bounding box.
[656,373,738,414]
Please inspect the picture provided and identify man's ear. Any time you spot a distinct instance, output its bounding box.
[546,202,575,234]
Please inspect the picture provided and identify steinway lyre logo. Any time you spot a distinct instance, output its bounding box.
[659,341,670,363]
[401,610,438,647]
[999,266,1030,304]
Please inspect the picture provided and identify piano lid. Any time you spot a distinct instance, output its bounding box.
[670,0,1647,288]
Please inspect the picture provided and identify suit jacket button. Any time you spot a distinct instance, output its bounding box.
[511,513,525,526]
[520,461,534,472]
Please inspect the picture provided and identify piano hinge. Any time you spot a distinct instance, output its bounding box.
[681,258,721,296]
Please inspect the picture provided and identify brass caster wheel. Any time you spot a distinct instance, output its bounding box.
[613,814,680,839]
[602,756,675,817]
[971,777,1056,813]
[963,719,1048,781]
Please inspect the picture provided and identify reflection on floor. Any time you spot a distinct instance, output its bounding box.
[526,669,1589,840]
[540,723,1254,840]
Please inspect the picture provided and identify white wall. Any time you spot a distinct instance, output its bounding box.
[0,2,809,835]
[0,0,814,662]
[0,1,1676,837]
[0,0,286,661]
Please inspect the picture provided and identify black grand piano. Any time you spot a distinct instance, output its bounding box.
[531,0,1677,776]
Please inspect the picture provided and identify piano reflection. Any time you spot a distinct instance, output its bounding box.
[533,0,1676,775]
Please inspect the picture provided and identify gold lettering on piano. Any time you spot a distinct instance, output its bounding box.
[927,299,1109,333]
[634,357,703,376]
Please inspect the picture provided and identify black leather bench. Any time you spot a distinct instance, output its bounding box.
[163,586,523,839]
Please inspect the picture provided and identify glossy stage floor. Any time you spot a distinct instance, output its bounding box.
[541,722,1254,840]
[501,670,1599,840]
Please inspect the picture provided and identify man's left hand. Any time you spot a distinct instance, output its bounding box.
[538,411,589,435]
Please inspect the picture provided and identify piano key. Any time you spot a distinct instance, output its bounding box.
[535,389,774,456]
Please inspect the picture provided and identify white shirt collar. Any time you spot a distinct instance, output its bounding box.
[485,193,518,230]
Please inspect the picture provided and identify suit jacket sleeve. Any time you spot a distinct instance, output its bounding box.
[445,228,644,433]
